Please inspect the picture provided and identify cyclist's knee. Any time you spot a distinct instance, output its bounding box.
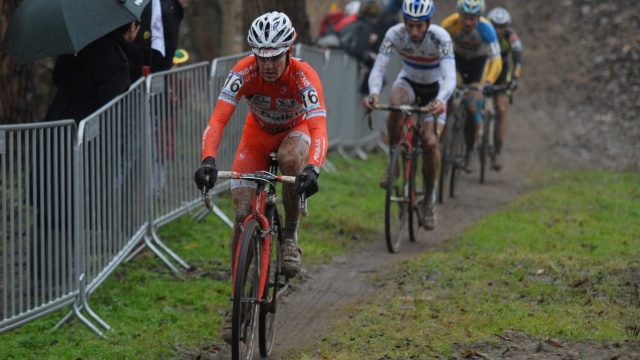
[390,88,410,106]
[422,132,439,151]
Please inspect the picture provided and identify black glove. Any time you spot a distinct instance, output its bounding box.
[194,156,218,191]
[482,82,494,97]
[508,79,518,92]
[295,165,320,198]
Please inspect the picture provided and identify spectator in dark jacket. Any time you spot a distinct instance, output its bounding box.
[129,0,197,81]
[45,21,140,123]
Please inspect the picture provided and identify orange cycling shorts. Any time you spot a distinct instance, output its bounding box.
[231,112,311,189]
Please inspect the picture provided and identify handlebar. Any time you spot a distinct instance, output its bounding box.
[202,170,308,216]
[372,103,434,115]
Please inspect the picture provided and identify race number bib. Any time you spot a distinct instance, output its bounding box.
[301,87,320,110]
[222,72,243,96]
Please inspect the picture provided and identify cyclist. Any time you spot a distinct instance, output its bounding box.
[363,0,456,230]
[441,0,502,172]
[487,6,522,171]
[193,11,328,342]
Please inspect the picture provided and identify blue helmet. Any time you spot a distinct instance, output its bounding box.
[457,0,485,16]
[402,0,436,21]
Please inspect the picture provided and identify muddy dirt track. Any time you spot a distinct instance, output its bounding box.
[204,0,639,358]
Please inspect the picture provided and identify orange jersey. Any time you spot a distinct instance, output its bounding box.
[201,55,328,167]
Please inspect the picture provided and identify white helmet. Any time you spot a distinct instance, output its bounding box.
[402,0,436,21]
[247,12,297,57]
[487,7,512,25]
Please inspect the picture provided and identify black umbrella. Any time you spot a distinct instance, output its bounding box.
[3,0,150,64]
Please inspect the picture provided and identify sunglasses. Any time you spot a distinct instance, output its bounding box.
[256,52,287,63]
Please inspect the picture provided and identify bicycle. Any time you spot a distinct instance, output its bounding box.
[370,103,435,253]
[438,85,478,202]
[203,152,307,359]
[478,83,509,184]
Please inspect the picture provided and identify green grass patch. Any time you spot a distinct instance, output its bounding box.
[291,170,640,359]
[0,153,386,359]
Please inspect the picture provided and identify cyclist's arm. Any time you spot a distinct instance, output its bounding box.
[478,19,503,84]
[435,29,457,104]
[201,60,250,160]
[509,30,523,79]
[368,30,396,96]
[299,63,328,167]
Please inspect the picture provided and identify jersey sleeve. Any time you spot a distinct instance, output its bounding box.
[440,13,460,36]
[201,57,253,160]
[368,29,396,96]
[434,28,456,103]
[297,63,328,167]
[509,30,523,79]
[478,19,503,84]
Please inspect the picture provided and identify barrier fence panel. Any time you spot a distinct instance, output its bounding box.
[131,62,212,272]
[147,62,211,226]
[0,120,78,334]
[76,78,149,297]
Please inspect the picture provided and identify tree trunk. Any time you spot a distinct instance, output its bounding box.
[242,0,311,50]
[0,0,53,124]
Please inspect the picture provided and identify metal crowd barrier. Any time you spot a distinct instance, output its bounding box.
[0,120,78,334]
[123,62,212,273]
[51,78,150,337]
[0,45,400,337]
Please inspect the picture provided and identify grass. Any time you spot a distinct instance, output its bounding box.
[289,170,640,359]
[0,153,386,359]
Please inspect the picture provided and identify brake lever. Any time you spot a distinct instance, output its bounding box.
[300,192,308,217]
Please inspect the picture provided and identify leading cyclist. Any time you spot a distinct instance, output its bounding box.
[193,11,328,342]
[363,0,456,230]
[441,0,502,172]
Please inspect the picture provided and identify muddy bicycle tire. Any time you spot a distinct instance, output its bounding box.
[232,220,261,360]
[385,144,409,253]
[259,208,282,357]
[479,114,490,184]
[408,142,422,242]
[438,117,454,204]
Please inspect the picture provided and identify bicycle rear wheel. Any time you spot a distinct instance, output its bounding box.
[385,144,409,253]
[449,115,466,198]
[438,117,454,204]
[232,220,261,360]
[259,208,282,357]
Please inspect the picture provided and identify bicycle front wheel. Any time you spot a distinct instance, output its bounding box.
[479,114,491,184]
[408,144,422,243]
[259,207,282,357]
[232,220,261,360]
[449,115,467,198]
[438,118,454,204]
[385,144,409,253]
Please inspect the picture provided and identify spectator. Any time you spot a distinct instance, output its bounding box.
[334,1,362,33]
[318,2,345,37]
[315,2,345,48]
[129,0,197,80]
[339,0,381,94]
[45,21,140,123]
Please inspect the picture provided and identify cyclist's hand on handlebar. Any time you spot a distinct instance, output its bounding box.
[429,99,445,115]
[508,79,518,92]
[194,156,218,191]
[363,94,379,111]
[295,164,320,198]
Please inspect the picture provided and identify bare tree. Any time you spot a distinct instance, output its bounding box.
[242,0,311,49]
[0,1,53,124]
